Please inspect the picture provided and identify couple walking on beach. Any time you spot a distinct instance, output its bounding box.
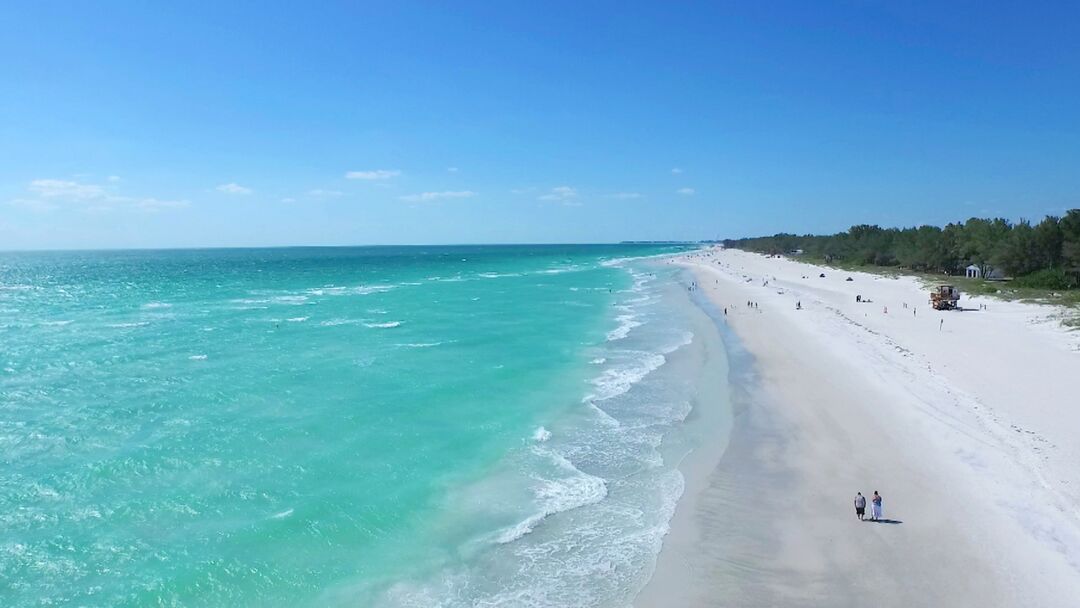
[854,491,883,521]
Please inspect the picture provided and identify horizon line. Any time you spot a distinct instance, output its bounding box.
[0,240,703,255]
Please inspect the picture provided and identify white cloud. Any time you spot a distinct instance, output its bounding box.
[281,197,297,203]
[671,168,684,174]
[307,189,343,198]
[538,186,578,201]
[107,175,121,182]
[607,192,643,200]
[677,187,695,195]
[29,179,105,200]
[216,182,252,195]
[447,167,459,173]
[12,178,187,213]
[399,190,476,202]
[345,169,401,180]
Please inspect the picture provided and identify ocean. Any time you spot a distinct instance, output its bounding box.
[0,244,734,607]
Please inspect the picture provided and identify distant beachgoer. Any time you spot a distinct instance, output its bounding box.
[855,492,866,521]
[724,307,727,315]
[871,491,883,521]
[939,319,943,331]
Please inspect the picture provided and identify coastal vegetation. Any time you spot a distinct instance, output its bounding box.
[723,210,1080,296]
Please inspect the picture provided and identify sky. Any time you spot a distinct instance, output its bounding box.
[2,1,1079,250]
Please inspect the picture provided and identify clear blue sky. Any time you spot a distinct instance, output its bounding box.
[2,1,1078,249]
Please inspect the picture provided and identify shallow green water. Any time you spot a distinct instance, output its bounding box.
[0,244,719,607]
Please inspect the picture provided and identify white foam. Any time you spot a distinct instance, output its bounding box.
[107,321,150,328]
[590,357,606,365]
[141,302,171,309]
[365,321,402,329]
[305,286,347,296]
[39,320,73,326]
[532,426,552,442]
[353,284,397,295]
[606,313,642,341]
[320,318,362,326]
[397,342,442,348]
[188,354,207,361]
[286,316,309,322]
[270,508,294,519]
[587,401,622,427]
[494,449,608,544]
[538,266,579,275]
[585,352,666,402]
[662,331,695,354]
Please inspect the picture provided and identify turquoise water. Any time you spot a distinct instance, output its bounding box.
[0,244,727,607]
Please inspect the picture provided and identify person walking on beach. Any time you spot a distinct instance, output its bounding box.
[871,491,883,521]
[854,492,866,521]
[939,319,944,331]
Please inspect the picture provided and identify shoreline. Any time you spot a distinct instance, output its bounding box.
[636,247,1080,607]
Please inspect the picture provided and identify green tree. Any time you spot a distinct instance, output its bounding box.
[1032,216,1063,269]
[722,210,1077,288]
[1061,209,1080,286]
[999,220,1038,276]
[959,217,1011,278]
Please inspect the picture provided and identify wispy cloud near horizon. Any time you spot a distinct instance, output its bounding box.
[538,186,578,201]
[676,187,695,195]
[13,178,188,212]
[29,179,105,200]
[399,190,476,202]
[346,169,401,180]
[307,189,344,198]
[216,183,252,195]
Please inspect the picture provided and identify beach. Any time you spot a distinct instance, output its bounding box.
[637,247,1080,607]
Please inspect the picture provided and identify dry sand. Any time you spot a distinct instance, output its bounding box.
[636,247,1080,608]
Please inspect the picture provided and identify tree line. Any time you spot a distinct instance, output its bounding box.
[722,210,1080,289]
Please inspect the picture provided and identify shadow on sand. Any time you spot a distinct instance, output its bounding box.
[864,518,903,525]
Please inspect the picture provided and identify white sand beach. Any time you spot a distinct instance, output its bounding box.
[637,247,1080,607]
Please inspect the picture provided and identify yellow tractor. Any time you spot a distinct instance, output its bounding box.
[930,285,960,310]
